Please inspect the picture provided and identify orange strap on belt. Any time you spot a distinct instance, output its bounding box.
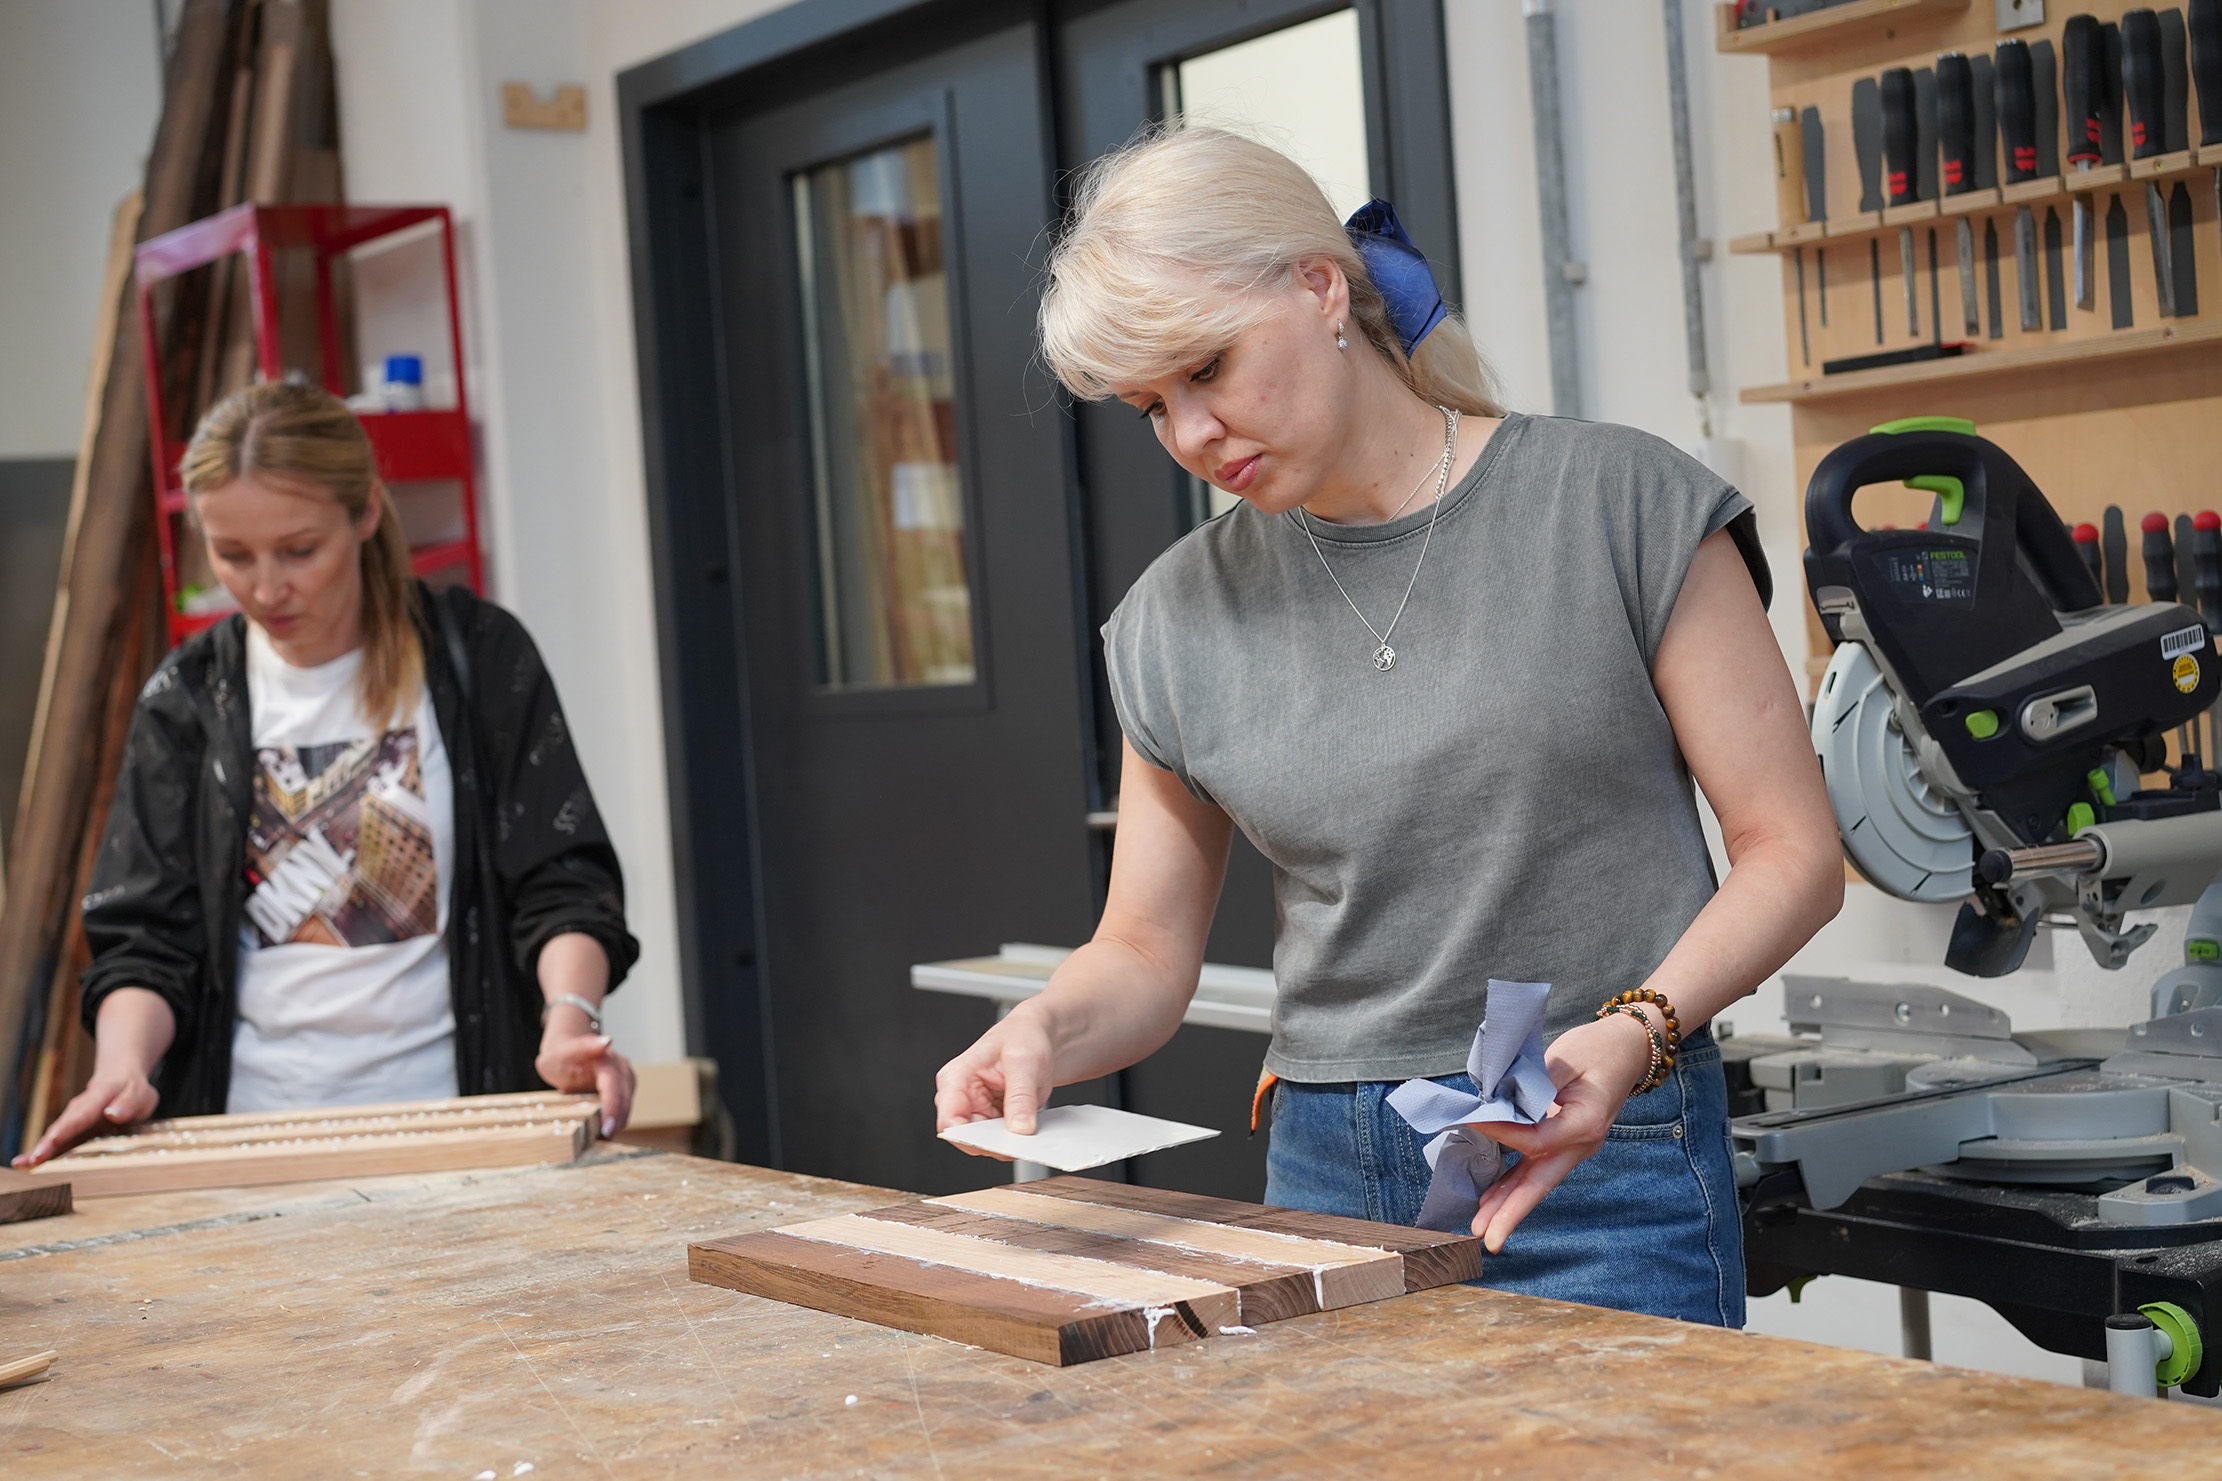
[1249,1068,1279,1136]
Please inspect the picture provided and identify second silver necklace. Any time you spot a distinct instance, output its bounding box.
[1298,406,1459,672]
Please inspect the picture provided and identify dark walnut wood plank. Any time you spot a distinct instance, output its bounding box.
[1023,1176,1483,1291]
[857,1200,1320,1326]
[0,1167,71,1224]
[689,1230,1161,1366]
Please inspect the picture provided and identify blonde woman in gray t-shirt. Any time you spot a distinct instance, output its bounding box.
[934,128,1843,1325]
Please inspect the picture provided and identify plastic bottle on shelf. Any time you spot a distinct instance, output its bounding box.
[379,354,426,412]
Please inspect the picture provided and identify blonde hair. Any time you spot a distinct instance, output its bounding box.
[1040,126,1501,417]
[181,382,423,729]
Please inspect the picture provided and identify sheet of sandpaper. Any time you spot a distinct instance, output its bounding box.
[939,1103,1218,1171]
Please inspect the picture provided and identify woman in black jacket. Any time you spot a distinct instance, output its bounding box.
[14,382,638,1167]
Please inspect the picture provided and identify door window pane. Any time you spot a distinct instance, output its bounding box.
[794,136,976,690]
[1161,9,1370,526]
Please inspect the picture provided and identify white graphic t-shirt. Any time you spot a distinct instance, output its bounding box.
[228,624,458,1112]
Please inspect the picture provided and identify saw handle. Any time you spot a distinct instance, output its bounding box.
[1805,428,2102,613]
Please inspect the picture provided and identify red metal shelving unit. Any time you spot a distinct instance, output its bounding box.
[134,203,484,647]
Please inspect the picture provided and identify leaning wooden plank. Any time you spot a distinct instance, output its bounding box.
[770,1213,1240,1339]
[58,1101,596,1158]
[115,1090,595,1138]
[930,1186,1407,1313]
[0,1169,71,1224]
[0,0,244,1150]
[1020,1176,1484,1291]
[858,1200,1323,1326]
[689,1231,1159,1366]
[31,1118,588,1198]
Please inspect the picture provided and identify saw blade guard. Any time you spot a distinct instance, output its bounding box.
[1811,641,1973,901]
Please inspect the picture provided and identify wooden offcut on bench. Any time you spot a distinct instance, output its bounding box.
[689,1174,1481,1365]
[27,1090,599,1197]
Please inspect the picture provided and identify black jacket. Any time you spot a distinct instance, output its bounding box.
[79,583,639,1117]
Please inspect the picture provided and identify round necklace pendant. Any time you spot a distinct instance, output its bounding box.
[1372,643,1397,672]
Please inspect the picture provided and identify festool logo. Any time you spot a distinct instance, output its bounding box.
[2190,939,2220,962]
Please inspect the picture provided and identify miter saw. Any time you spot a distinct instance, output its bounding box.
[1732,417,2222,1396]
[1806,416,2222,977]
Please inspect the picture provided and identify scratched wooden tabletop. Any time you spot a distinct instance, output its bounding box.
[2,1148,2214,1478]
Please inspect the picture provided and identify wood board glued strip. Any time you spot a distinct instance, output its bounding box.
[1020,1175,1484,1290]
[859,1200,1325,1326]
[115,1089,597,1135]
[775,1214,1240,1327]
[57,1100,597,1157]
[32,1117,590,1198]
[925,1186,1406,1312]
[0,1168,72,1224]
[687,1177,1481,1364]
[688,1230,1183,1366]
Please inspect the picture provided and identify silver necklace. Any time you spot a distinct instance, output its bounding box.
[1381,446,1446,522]
[1299,406,1459,672]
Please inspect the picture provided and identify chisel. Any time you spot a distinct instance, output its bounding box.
[2107,190,2135,326]
[1972,51,2000,188]
[1997,40,2044,330]
[2064,15,2105,309]
[1883,67,1922,336]
[1794,248,1811,364]
[2106,506,2133,606]
[2145,513,2198,759]
[1853,75,1887,340]
[2076,522,2106,595]
[2124,10,2178,316]
[2197,0,2222,249]
[1985,217,2005,337]
[2104,21,2129,163]
[1915,65,1940,201]
[1939,52,1984,335]
[2045,206,2068,327]
[2163,8,2192,153]
[1803,105,1830,327]
[2034,40,2062,176]
[2174,182,2201,315]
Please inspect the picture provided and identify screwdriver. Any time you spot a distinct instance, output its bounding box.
[2104,505,2132,605]
[2064,15,2105,311]
[2123,9,2178,317]
[2075,522,2105,594]
[1882,67,1922,336]
[1938,52,1983,336]
[2144,513,2196,762]
[2196,510,2222,765]
[1996,40,2043,330]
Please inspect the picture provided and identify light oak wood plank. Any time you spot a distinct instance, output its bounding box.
[772,1213,1240,1332]
[1020,1176,1484,1291]
[863,1200,1321,1326]
[0,1168,71,1224]
[932,1186,1405,1310]
[31,1119,588,1197]
[61,1102,596,1157]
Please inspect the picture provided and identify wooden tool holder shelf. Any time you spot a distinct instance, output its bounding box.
[1719,1,2222,687]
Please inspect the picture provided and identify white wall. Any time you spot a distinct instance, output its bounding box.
[0,0,162,457]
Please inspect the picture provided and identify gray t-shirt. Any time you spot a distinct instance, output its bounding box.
[1102,412,1760,1081]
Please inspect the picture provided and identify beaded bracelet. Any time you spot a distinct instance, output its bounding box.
[1598,1004,1669,1095]
[1595,988,1682,1095]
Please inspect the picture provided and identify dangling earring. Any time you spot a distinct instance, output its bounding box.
[1335,319,1347,351]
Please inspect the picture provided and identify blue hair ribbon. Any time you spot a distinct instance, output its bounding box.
[1344,199,1448,356]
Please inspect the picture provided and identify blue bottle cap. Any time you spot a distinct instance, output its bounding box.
[383,354,424,385]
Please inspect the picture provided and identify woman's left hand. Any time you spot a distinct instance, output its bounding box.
[1467,1011,1656,1253]
[537,1026,635,1139]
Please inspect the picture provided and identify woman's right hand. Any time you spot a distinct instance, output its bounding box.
[12,1070,159,1169]
[13,986,175,1169]
[934,1010,1058,1147]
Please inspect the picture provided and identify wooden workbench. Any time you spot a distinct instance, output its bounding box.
[3,1149,2214,1477]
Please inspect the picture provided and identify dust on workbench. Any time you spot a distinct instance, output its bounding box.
[3,1148,2216,1479]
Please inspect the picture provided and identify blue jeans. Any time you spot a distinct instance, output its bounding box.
[1263,1029,1745,1327]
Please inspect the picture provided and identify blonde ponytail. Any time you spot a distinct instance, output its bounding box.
[181,382,423,729]
[1040,125,1501,417]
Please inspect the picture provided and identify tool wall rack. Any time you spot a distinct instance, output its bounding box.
[135,203,485,648]
[1719,0,2222,682]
